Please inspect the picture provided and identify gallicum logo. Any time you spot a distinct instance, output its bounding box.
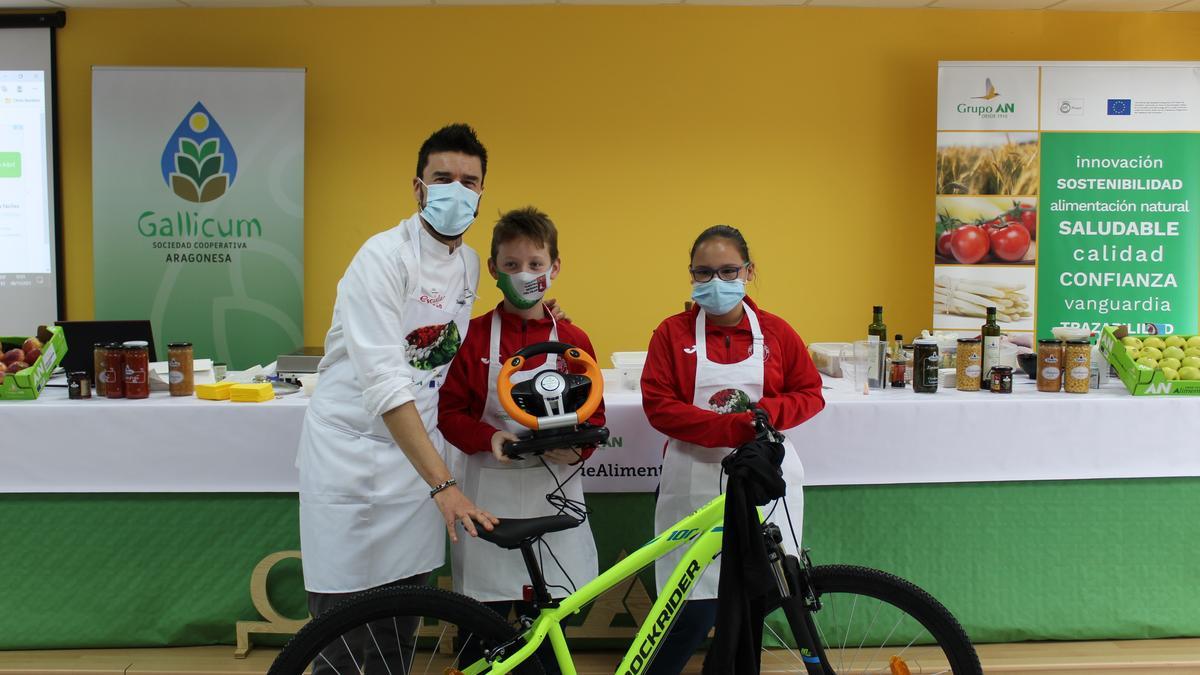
[957,78,1015,117]
[160,101,239,203]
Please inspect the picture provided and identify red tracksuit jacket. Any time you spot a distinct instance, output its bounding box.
[640,297,825,449]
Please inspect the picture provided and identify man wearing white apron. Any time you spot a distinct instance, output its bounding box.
[438,208,604,674]
[297,124,498,674]
[640,225,825,675]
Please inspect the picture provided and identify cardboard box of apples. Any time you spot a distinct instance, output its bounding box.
[1098,325,1200,396]
[0,325,68,401]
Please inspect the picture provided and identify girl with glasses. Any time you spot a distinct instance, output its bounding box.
[638,224,826,675]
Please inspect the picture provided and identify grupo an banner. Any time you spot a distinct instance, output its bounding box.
[92,67,304,368]
[935,62,1200,339]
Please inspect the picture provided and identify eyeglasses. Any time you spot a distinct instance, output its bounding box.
[689,263,750,283]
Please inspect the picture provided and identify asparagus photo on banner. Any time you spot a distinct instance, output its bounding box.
[934,275,1031,323]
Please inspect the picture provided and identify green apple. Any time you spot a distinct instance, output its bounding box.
[1122,336,1144,348]
[1137,357,1159,370]
[1187,336,1200,350]
[1160,357,1182,371]
[1144,337,1167,350]
[1125,346,1141,359]
[1165,336,1187,349]
[1180,366,1200,381]
[1182,356,1200,369]
[1185,347,1200,359]
[1141,346,1163,361]
[1163,346,1186,360]
[1162,367,1180,381]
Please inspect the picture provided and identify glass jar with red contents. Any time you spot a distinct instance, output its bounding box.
[104,342,126,399]
[93,343,108,398]
[123,341,151,399]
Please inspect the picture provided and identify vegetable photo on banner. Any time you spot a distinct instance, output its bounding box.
[935,197,1036,266]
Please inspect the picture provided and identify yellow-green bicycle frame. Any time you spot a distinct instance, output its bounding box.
[462,492,734,675]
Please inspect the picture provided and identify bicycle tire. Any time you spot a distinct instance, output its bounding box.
[772,564,982,675]
[268,585,546,675]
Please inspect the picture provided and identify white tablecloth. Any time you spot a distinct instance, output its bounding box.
[3,374,1198,493]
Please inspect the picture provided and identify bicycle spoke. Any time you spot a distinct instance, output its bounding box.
[395,618,408,675]
[452,633,475,671]
[318,651,343,675]
[340,634,363,675]
[365,623,395,675]
[864,606,905,673]
[885,627,931,670]
[841,593,858,656]
[809,606,831,666]
[423,624,449,675]
[762,620,805,667]
[846,597,885,674]
[826,590,842,673]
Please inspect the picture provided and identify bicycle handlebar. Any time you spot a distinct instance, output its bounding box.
[749,405,784,443]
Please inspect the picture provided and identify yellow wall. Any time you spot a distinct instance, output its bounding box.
[56,6,1200,358]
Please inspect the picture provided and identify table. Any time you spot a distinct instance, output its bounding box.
[8,373,1199,493]
[1,376,1198,650]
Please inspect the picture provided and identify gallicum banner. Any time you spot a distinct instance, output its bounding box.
[93,67,305,368]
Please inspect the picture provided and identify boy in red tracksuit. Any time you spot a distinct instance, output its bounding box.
[438,206,604,675]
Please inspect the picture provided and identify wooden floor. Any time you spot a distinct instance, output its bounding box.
[1,640,1199,675]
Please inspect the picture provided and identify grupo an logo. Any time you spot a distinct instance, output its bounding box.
[160,102,239,203]
[957,78,1015,118]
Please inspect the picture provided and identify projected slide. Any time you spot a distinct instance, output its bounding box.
[0,70,51,281]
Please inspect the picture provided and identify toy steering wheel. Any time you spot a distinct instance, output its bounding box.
[496,341,608,458]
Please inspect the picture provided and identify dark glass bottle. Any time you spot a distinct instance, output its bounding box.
[981,306,1002,382]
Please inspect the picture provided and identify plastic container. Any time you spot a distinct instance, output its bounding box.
[809,342,852,378]
[611,352,648,391]
[298,373,319,397]
[0,326,69,401]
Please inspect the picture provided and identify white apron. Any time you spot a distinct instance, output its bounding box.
[653,304,805,600]
[451,309,599,602]
[299,219,477,593]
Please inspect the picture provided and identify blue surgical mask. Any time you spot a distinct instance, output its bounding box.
[691,278,746,315]
[419,179,481,237]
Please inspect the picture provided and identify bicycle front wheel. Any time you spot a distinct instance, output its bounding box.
[268,585,546,675]
[766,563,982,675]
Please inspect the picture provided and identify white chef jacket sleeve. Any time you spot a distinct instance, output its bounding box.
[338,240,419,418]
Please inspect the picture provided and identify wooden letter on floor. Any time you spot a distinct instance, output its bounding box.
[234,550,309,658]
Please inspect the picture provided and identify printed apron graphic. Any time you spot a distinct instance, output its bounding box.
[404,322,462,371]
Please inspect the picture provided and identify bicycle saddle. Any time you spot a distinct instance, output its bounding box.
[476,514,582,549]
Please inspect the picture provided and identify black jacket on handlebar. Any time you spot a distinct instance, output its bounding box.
[703,414,787,675]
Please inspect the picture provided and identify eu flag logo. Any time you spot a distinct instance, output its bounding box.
[1107,99,1132,116]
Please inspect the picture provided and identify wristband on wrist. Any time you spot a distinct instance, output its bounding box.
[429,478,457,498]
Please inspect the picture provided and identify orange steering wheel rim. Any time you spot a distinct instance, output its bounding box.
[496,345,604,431]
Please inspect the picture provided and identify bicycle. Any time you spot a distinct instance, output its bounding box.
[270,342,982,675]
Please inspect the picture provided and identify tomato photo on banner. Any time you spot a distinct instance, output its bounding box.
[935,195,1037,266]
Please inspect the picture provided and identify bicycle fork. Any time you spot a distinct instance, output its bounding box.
[763,524,832,675]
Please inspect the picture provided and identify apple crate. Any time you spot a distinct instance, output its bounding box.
[1098,325,1200,396]
[0,326,68,401]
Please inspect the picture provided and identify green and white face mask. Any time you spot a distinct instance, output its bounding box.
[497,270,551,310]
